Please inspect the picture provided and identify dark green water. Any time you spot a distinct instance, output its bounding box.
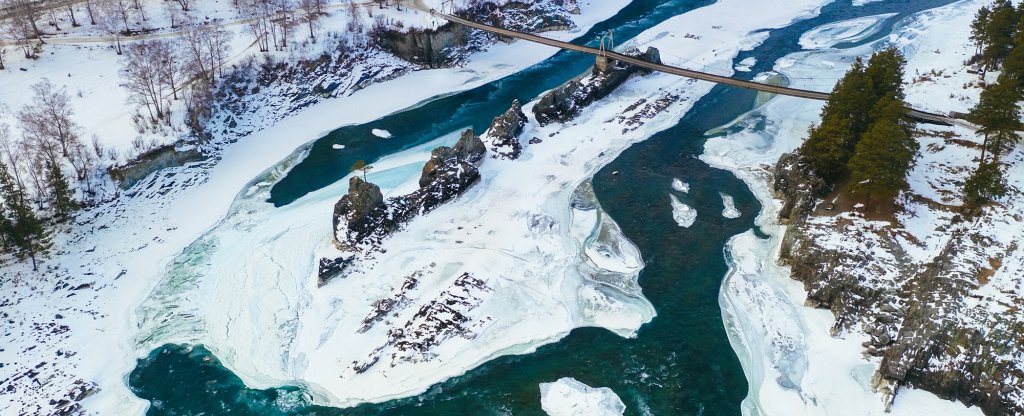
[129,1,958,414]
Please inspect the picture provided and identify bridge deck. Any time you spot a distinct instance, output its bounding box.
[428,9,954,126]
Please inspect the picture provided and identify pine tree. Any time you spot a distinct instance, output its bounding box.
[0,162,15,253]
[866,47,907,103]
[0,159,50,270]
[45,161,78,222]
[800,58,873,182]
[971,6,992,54]
[962,161,1007,212]
[967,80,1022,164]
[800,48,908,185]
[979,0,1018,68]
[846,97,917,210]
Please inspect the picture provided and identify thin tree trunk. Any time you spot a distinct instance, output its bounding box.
[66,4,79,26]
[979,133,989,167]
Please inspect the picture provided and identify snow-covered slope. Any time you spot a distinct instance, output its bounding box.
[703,0,1011,414]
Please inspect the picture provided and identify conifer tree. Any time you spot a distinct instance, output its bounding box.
[865,47,907,102]
[0,162,15,253]
[971,5,992,55]
[846,97,917,210]
[967,80,1022,164]
[978,0,1019,68]
[45,161,78,222]
[962,161,1007,212]
[800,58,873,182]
[0,158,49,270]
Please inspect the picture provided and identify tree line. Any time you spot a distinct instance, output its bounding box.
[0,79,87,270]
[799,47,917,211]
[962,0,1024,213]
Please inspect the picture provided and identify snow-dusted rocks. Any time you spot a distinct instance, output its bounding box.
[705,0,1001,414]
[484,99,529,160]
[330,129,486,255]
[539,378,626,416]
[532,47,663,126]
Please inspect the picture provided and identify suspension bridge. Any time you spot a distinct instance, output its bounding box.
[423,5,956,126]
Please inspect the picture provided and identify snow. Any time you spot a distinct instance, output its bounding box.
[128,0,838,408]
[0,2,634,414]
[703,0,995,414]
[721,193,741,219]
[672,178,690,193]
[799,13,897,50]
[371,128,393,139]
[670,194,698,228]
[735,57,758,72]
[539,377,626,416]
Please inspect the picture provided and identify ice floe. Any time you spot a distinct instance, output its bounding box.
[540,377,625,416]
[799,13,897,50]
[721,193,742,219]
[371,129,393,139]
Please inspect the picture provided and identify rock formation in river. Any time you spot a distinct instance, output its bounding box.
[772,151,1024,415]
[326,129,487,282]
[533,47,662,126]
[484,99,529,160]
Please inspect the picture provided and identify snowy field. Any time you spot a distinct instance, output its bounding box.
[703,0,997,414]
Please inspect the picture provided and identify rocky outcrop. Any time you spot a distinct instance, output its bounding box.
[462,1,577,33]
[533,47,662,126]
[378,23,468,69]
[109,144,205,190]
[772,151,1024,415]
[484,99,528,159]
[326,129,487,282]
[332,176,387,244]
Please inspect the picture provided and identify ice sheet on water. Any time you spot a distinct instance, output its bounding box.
[540,377,625,416]
[670,194,697,228]
[372,129,393,139]
[798,13,897,50]
[721,193,742,219]
[671,178,690,193]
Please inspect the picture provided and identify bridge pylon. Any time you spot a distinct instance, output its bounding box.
[596,30,615,73]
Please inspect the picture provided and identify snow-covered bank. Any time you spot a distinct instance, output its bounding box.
[0,3,631,414]
[540,377,626,416]
[131,0,835,409]
[703,1,992,414]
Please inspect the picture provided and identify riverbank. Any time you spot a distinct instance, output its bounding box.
[0,3,630,414]
[705,0,998,414]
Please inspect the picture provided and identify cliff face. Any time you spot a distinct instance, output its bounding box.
[109,145,206,190]
[379,23,468,69]
[772,148,1024,415]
